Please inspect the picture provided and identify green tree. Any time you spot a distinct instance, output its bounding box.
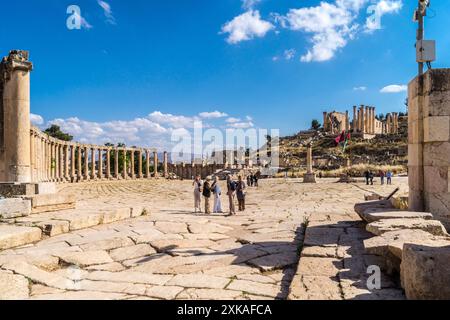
[311,119,321,130]
[44,125,73,141]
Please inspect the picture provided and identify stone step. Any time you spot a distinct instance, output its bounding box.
[366,218,448,237]
[354,200,395,222]
[363,229,450,272]
[360,210,433,223]
[23,194,76,214]
[0,198,32,219]
[0,225,42,250]
[0,205,149,250]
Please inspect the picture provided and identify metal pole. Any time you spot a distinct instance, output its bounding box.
[417,6,424,76]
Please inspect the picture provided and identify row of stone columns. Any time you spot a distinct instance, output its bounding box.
[353,105,376,134]
[168,163,219,180]
[30,130,168,183]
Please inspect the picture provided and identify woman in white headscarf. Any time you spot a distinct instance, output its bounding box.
[212,176,223,213]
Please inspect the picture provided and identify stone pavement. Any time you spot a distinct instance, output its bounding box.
[0,178,408,300]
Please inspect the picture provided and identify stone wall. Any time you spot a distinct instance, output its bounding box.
[408,69,450,231]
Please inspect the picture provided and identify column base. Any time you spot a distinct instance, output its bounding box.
[0,183,36,197]
[303,173,317,184]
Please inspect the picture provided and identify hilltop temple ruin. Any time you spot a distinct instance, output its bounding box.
[323,105,401,137]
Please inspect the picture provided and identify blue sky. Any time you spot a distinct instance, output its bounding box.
[1,0,449,149]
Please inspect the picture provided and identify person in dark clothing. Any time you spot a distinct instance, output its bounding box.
[364,170,370,185]
[369,171,374,185]
[247,175,252,188]
[253,174,258,187]
[236,176,246,211]
[202,176,212,214]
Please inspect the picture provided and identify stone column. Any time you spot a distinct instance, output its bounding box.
[84,146,89,181]
[77,145,82,182]
[359,106,365,133]
[352,106,358,133]
[90,147,96,180]
[145,150,150,178]
[114,149,119,179]
[0,50,33,183]
[163,151,168,178]
[407,69,450,230]
[55,144,60,181]
[122,149,128,179]
[130,150,135,179]
[70,145,76,182]
[138,150,143,179]
[345,110,350,132]
[153,151,159,178]
[303,144,316,183]
[98,148,103,179]
[64,145,69,182]
[323,112,328,131]
[106,148,111,179]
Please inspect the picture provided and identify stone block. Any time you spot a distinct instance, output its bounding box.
[0,183,36,197]
[401,243,450,299]
[366,218,448,237]
[25,193,76,214]
[360,210,433,223]
[424,90,450,117]
[408,165,424,192]
[407,95,420,121]
[0,271,30,300]
[0,198,31,219]
[408,120,422,144]
[35,182,57,195]
[101,208,131,224]
[425,193,450,231]
[424,69,450,94]
[0,225,42,250]
[423,142,450,167]
[36,220,70,237]
[423,166,448,194]
[423,116,450,143]
[408,144,423,166]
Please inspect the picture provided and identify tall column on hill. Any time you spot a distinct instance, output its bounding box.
[303,144,316,183]
[352,106,357,133]
[0,50,33,183]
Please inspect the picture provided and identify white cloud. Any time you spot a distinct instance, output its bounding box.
[271,0,402,62]
[242,0,262,10]
[380,84,407,93]
[97,0,116,25]
[353,86,367,91]
[147,111,198,129]
[226,117,241,123]
[199,111,228,119]
[284,49,296,60]
[221,10,274,44]
[365,0,402,32]
[227,121,255,129]
[30,114,44,126]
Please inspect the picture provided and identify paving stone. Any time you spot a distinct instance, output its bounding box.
[85,262,126,272]
[0,270,30,299]
[145,285,184,300]
[30,290,128,300]
[362,210,434,223]
[0,225,42,250]
[167,274,230,289]
[177,288,242,300]
[101,208,131,224]
[109,244,156,262]
[150,239,216,252]
[86,271,173,286]
[236,274,277,284]
[30,284,64,297]
[227,280,280,298]
[35,220,70,237]
[289,275,342,300]
[2,261,73,290]
[154,221,188,234]
[296,257,343,277]
[57,250,113,267]
[248,252,298,271]
[301,246,338,258]
[78,280,147,295]
[79,237,134,251]
[303,227,344,247]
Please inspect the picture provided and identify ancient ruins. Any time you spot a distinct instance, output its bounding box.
[323,106,400,137]
[0,49,449,301]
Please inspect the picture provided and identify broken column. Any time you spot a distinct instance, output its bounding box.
[353,105,358,133]
[408,69,450,231]
[303,144,316,183]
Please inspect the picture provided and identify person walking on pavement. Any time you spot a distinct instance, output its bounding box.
[203,176,212,214]
[226,174,236,216]
[212,176,223,213]
[192,175,203,213]
[237,175,246,211]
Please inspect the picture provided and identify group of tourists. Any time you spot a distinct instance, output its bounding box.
[246,174,259,187]
[364,169,393,185]
[193,174,247,215]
